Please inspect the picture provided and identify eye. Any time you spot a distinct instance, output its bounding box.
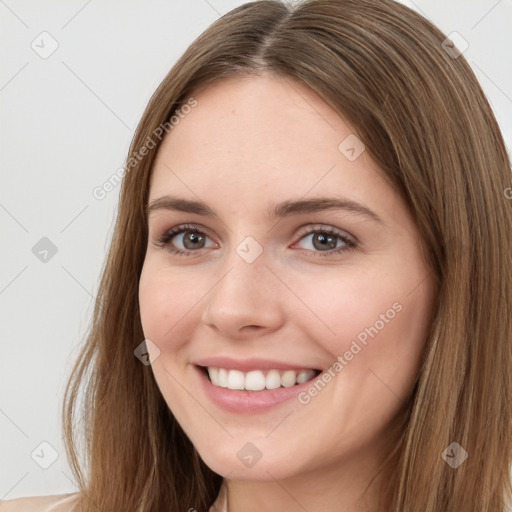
[154,223,357,258]
[155,224,217,256]
[293,225,357,258]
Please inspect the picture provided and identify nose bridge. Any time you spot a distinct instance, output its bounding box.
[214,237,272,306]
[202,236,283,333]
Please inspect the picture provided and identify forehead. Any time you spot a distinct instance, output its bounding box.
[155,73,354,172]
[148,74,400,225]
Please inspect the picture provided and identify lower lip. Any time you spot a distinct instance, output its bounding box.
[194,365,317,414]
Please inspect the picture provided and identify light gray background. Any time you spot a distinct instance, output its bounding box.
[1,0,511,500]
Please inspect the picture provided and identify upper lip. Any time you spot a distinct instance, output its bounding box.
[193,356,320,372]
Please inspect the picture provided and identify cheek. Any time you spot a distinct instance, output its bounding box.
[138,261,206,350]
[138,261,206,417]
[295,265,401,343]
[295,256,433,391]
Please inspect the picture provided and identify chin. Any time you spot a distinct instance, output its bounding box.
[195,438,308,481]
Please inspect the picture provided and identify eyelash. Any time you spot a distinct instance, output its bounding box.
[155,223,357,258]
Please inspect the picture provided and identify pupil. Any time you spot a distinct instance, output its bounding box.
[184,232,204,249]
[315,233,336,250]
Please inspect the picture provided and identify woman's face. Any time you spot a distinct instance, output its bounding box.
[139,74,436,481]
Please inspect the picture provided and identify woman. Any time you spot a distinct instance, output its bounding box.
[2,0,511,510]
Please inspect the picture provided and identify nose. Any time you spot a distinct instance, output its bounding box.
[200,251,285,340]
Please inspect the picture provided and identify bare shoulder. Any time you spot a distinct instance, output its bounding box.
[0,493,80,512]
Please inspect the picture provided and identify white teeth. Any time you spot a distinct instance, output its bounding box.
[281,370,296,387]
[227,369,245,390]
[206,367,317,390]
[297,370,316,383]
[245,370,266,391]
[208,367,219,384]
[218,368,228,387]
[265,369,281,389]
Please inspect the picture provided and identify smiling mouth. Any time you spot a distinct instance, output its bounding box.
[198,366,322,391]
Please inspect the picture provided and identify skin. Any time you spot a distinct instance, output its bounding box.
[138,73,436,512]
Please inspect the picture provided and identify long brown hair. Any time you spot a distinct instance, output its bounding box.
[63,1,512,510]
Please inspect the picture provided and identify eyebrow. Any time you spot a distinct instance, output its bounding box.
[146,195,383,224]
